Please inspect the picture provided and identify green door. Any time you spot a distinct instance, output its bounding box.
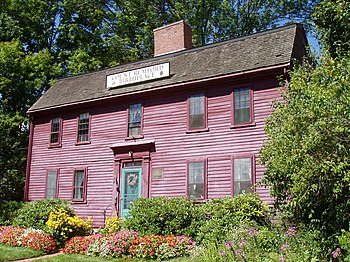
[120,168,142,218]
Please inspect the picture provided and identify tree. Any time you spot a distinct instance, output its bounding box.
[312,0,350,57]
[260,55,350,234]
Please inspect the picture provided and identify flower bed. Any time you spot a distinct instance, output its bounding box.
[129,235,195,260]
[0,226,56,253]
[63,230,195,260]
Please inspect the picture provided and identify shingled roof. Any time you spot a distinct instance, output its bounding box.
[28,24,307,113]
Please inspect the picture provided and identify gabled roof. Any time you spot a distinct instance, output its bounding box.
[28,24,307,113]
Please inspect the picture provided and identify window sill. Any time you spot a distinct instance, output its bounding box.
[72,199,87,204]
[75,141,91,146]
[48,143,62,149]
[230,122,256,129]
[125,135,144,141]
[190,198,208,203]
[186,128,209,134]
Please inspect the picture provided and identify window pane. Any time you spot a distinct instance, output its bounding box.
[128,104,141,136]
[74,187,84,199]
[50,133,59,144]
[123,161,142,167]
[188,161,205,199]
[234,181,252,195]
[128,126,141,136]
[51,118,60,132]
[74,171,84,187]
[189,95,205,129]
[46,171,57,199]
[234,158,252,195]
[234,88,251,124]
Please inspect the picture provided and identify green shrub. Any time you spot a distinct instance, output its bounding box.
[197,193,270,244]
[12,199,73,230]
[197,223,325,261]
[0,201,23,225]
[124,197,205,238]
[338,226,350,261]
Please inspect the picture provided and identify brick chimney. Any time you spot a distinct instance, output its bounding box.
[153,20,193,57]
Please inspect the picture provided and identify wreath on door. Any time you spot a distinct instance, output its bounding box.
[127,173,138,187]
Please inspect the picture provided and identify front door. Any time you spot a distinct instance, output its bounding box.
[120,168,142,218]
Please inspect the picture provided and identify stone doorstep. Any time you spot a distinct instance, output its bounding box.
[16,251,63,262]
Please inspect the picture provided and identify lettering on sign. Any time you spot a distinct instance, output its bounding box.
[106,62,170,88]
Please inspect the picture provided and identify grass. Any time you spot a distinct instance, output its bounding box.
[36,254,116,262]
[35,254,197,262]
[0,243,44,261]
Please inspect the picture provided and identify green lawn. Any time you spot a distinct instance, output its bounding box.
[0,244,197,262]
[35,254,116,262]
[35,254,197,262]
[0,243,44,261]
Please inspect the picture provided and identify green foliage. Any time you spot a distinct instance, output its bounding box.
[0,201,22,226]
[260,55,350,235]
[124,197,205,238]
[313,0,350,57]
[46,208,93,246]
[12,199,73,230]
[338,226,350,261]
[197,193,270,244]
[196,223,325,261]
[99,215,123,235]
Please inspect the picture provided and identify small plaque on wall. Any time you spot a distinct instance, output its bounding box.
[152,168,163,180]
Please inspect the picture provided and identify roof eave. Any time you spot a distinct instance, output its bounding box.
[27,62,290,115]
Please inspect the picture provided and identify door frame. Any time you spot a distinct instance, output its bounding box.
[120,167,142,218]
[112,154,151,216]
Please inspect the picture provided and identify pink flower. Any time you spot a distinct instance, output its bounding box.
[219,250,226,256]
[280,243,288,252]
[286,226,298,237]
[332,248,341,258]
[248,227,258,237]
[224,240,234,249]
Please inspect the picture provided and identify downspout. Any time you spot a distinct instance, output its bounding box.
[24,114,34,201]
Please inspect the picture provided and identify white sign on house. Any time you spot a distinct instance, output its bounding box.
[107,62,170,88]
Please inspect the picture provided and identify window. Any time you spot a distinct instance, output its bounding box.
[233,87,253,125]
[50,117,61,145]
[123,161,142,168]
[73,169,86,201]
[77,113,90,143]
[128,104,142,137]
[46,170,58,199]
[188,94,206,130]
[233,157,254,195]
[187,160,206,199]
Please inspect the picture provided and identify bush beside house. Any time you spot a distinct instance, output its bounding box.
[1,195,348,261]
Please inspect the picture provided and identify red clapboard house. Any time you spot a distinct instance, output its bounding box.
[25,21,308,226]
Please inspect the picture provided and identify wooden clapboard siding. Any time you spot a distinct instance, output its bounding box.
[28,76,281,227]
